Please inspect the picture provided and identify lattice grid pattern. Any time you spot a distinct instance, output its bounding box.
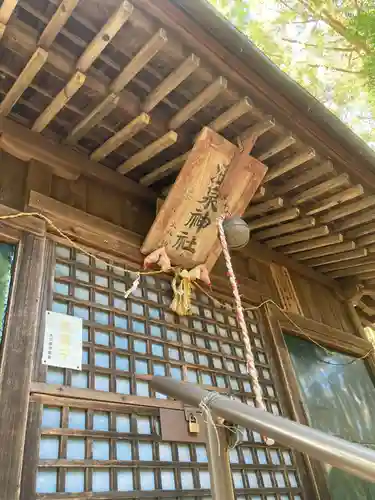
[35,244,305,499]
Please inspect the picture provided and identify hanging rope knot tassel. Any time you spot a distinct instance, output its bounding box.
[171,269,193,316]
[217,215,275,446]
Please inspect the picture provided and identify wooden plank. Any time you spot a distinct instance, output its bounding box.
[0,233,46,500]
[319,195,375,224]
[276,311,369,357]
[25,160,52,197]
[275,161,335,195]
[284,234,343,255]
[20,240,54,500]
[65,93,120,145]
[91,113,150,162]
[28,191,143,255]
[143,54,200,112]
[117,131,178,174]
[258,134,295,162]
[38,0,80,48]
[270,263,303,315]
[254,217,316,241]
[291,173,350,205]
[244,197,283,218]
[0,22,5,41]
[268,226,329,249]
[0,203,45,235]
[32,71,86,132]
[328,262,375,279]
[335,208,375,232]
[76,1,133,73]
[346,221,375,240]
[139,152,188,186]
[169,76,227,129]
[264,148,315,183]
[357,233,375,248]
[30,382,184,410]
[242,118,275,142]
[0,0,18,24]
[209,97,253,132]
[0,48,47,116]
[306,184,364,216]
[110,28,168,93]
[295,241,356,261]
[308,248,368,268]
[0,118,155,200]
[247,208,300,231]
[319,256,373,274]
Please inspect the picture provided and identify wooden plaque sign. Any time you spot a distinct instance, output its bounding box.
[142,127,267,270]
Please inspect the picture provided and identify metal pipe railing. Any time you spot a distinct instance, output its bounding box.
[151,377,375,483]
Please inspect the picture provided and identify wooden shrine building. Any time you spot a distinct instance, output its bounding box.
[0,0,375,499]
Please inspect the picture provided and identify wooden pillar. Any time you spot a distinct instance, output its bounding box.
[0,233,47,500]
[263,305,331,500]
[346,301,375,374]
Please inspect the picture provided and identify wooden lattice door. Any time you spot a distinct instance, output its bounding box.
[23,241,309,499]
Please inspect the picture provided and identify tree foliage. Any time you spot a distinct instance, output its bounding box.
[208,0,375,148]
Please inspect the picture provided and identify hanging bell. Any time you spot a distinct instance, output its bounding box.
[222,216,250,250]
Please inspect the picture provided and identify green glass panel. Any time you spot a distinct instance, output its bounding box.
[0,244,15,343]
[285,334,375,499]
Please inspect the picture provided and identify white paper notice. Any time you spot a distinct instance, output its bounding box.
[42,311,83,370]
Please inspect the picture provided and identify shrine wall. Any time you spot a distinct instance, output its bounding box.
[0,150,357,337]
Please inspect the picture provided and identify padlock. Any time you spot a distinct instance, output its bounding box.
[188,414,199,434]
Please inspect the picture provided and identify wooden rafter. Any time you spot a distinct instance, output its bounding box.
[38,0,80,49]
[0,47,47,116]
[291,173,350,206]
[284,234,344,256]
[264,148,316,183]
[76,1,133,73]
[32,71,86,132]
[169,77,227,129]
[306,185,364,216]
[295,241,356,261]
[268,226,330,249]
[143,54,200,112]
[117,131,178,174]
[91,113,150,162]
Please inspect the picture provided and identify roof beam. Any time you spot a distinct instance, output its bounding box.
[90,113,150,162]
[291,173,350,206]
[76,1,133,73]
[65,93,120,145]
[209,97,253,132]
[117,131,178,174]
[0,0,18,25]
[247,208,300,231]
[308,248,368,268]
[244,197,283,218]
[294,241,356,261]
[143,54,200,112]
[284,234,344,255]
[319,195,375,224]
[0,117,155,200]
[0,47,47,116]
[268,226,329,249]
[32,71,86,132]
[275,161,335,195]
[264,148,316,183]
[254,217,316,241]
[38,0,80,49]
[258,135,295,162]
[306,185,364,216]
[169,76,227,129]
